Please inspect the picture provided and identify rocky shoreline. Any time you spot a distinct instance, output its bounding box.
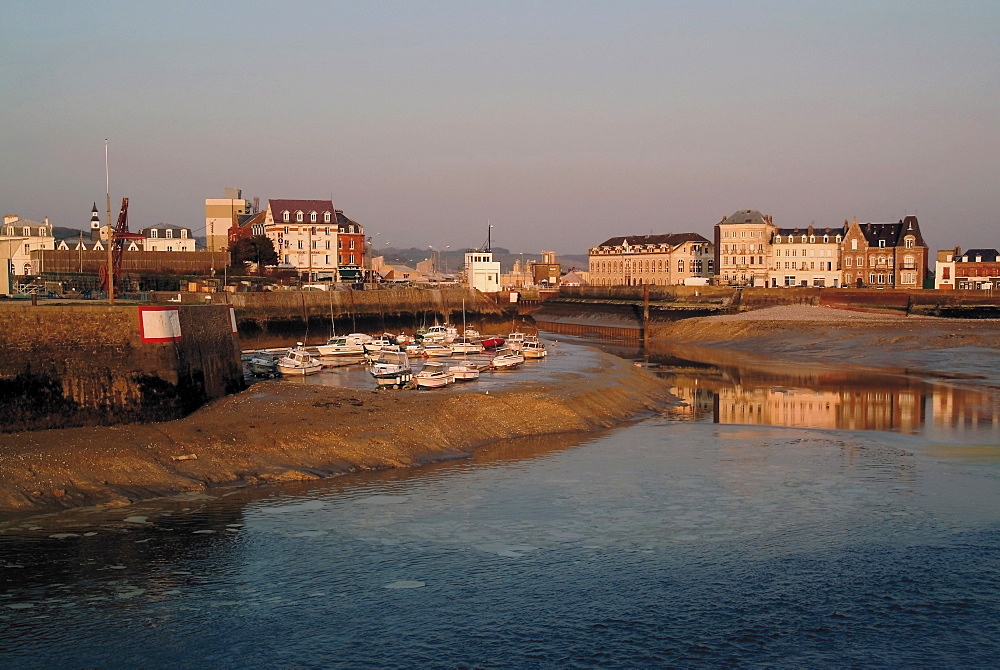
[0,349,673,517]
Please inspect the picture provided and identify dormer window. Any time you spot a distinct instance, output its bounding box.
[166,229,173,239]
[324,212,331,223]
[310,212,317,223]
[282,211,289,222]
[150,229,158,238]
[348,225,355,234]
[809,236,815,243]
[836,235,842,243]
[22,227,29,236]
[904,237,914,249]
[775,235,782,243]
[823,235,829,243]
[296,211,303,223]
[181,229,188,239]
[879,240,886,248]
[851,239,858,250]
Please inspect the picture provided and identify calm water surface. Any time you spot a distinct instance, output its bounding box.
[2,339,999,668]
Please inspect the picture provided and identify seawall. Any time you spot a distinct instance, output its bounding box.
[0,303,244,432]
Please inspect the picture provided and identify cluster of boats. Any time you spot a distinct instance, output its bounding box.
[245,327,549,390]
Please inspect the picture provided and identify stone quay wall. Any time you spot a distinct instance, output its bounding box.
[0,304,244,432]
[200,287,509,344]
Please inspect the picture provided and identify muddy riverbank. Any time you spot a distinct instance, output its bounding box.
[649,305,1000,391]
[0,350,671,516]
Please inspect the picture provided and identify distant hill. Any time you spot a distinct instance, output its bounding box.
[376,246,588,273]
[52,226,88,241]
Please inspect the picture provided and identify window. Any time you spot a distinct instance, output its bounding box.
[282,211,289,222]
[166,246,173,252]
[295,211,303,222]
[678,259,684,272]
[325,241,330,250]
[905,237,914,248]
[283,226,289,234]
[823,235,829,243]
[150,229,158,238]
[846,257,852,267]
[181,229,188,239]
[312,241,317,249]
[350,254,355,264]
[851,239,858,250]
[297,240,303,249]
[166,229,173,239]
[878,239,885,248]
[775,235,782,243]
[870,273,876,284]
[324,227,330,235]
[349,240,355,249]
[22,227,29,236]
[310,212,317,223]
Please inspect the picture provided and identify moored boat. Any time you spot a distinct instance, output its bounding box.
[317,333,371,356]
[414,362,450,389]
[249,350,280,377]
[370,350,412,388]
[448,361,480,381]
[490,346,524,370]
[521,337,547,359]
[277,344,324,376]
[450,337,484,355]
[421,343,453,357]
[479,335,506,350]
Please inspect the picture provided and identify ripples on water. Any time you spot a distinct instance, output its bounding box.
[2,342,1000,668]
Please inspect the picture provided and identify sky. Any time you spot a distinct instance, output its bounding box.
[2,1,998,256]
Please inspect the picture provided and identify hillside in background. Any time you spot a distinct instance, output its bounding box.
[377,247,587,273]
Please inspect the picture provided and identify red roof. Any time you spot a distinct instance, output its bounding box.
[267,199,335,219]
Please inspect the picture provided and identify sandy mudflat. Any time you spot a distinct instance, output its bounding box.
[651,304,1000,388]
[0,350,672,517]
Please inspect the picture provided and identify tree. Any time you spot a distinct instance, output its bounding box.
[230,235,278,274]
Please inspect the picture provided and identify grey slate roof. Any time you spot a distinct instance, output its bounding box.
[722,209,768,224]
[958,248,1000,262]
[857,216,926,249]
[596,232,709,248]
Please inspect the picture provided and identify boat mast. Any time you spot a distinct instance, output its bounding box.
[105,140,114,305]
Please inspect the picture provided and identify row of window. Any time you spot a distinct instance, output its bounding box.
[148,229,188,239]
[281,254,356,265]
[590,259,713,273]
[282,210,332,224]
[282,239,356,250]
[777,262,835,271]
[278,225,361,236]
[3,226,51,237]
[774,234,841,244]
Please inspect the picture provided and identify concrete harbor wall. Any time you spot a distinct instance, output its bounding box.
[0,303,244,432]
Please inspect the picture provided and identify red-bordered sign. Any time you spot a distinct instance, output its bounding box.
[139,306,183,342]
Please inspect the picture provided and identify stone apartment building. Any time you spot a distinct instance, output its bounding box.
[841,216,927,289]
[713,209,778,287]
[588,233,714,286]
[204,188,247,252]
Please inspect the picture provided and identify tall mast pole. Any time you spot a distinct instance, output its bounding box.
[105,139,114,305]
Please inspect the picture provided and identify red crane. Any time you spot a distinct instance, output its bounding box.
[98,197,146,293]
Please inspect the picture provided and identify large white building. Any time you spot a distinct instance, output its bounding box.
[464,250,501,292]
[1,214,55,276]
[588,233,714,286]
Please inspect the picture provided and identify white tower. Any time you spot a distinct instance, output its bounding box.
[89,202,102,241]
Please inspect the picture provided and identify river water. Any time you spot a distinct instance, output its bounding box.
[2,338,999,668]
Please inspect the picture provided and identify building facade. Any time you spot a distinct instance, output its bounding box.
[204,188,247,252]
[841,216,927,289]
[464,250,501,292]
[263,199,339,280]
[771,226,843,287]
[935,247,1000,290]
[1,214,55,276]
[139,225,196,252]
[335,210,366,282]
[714,209,777,287]
[588,233,714,286]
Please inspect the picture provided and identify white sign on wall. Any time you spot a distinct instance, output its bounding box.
[139,307,183,342]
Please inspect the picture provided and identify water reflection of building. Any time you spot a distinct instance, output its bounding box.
[675,381,928,432]
[931,386,1000,442]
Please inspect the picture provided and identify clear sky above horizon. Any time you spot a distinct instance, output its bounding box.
[3,1,998,256]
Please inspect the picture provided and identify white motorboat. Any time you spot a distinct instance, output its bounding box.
[506,331,526,352]
[277,344,324,376]
[421,343,453,358]
[364,336,400,355]
[420,325,451,343]
[370,350,412,388]
[414,362,450,389]
[490,346,524,370]
[448,361,480,381]
[317,333,371,356]
[521,337,547,359]
[450,337,484,355]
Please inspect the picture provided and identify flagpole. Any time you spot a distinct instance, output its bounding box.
[105,139,114,305]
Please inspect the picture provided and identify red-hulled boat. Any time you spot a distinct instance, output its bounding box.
[479,335,506,350]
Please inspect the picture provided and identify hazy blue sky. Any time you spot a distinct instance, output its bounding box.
[3,1,998,255]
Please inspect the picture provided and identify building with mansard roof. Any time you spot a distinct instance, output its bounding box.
[713,209,777,287]
[1,214,55,276]
[262,199,339,280]
[588,232,713,286]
